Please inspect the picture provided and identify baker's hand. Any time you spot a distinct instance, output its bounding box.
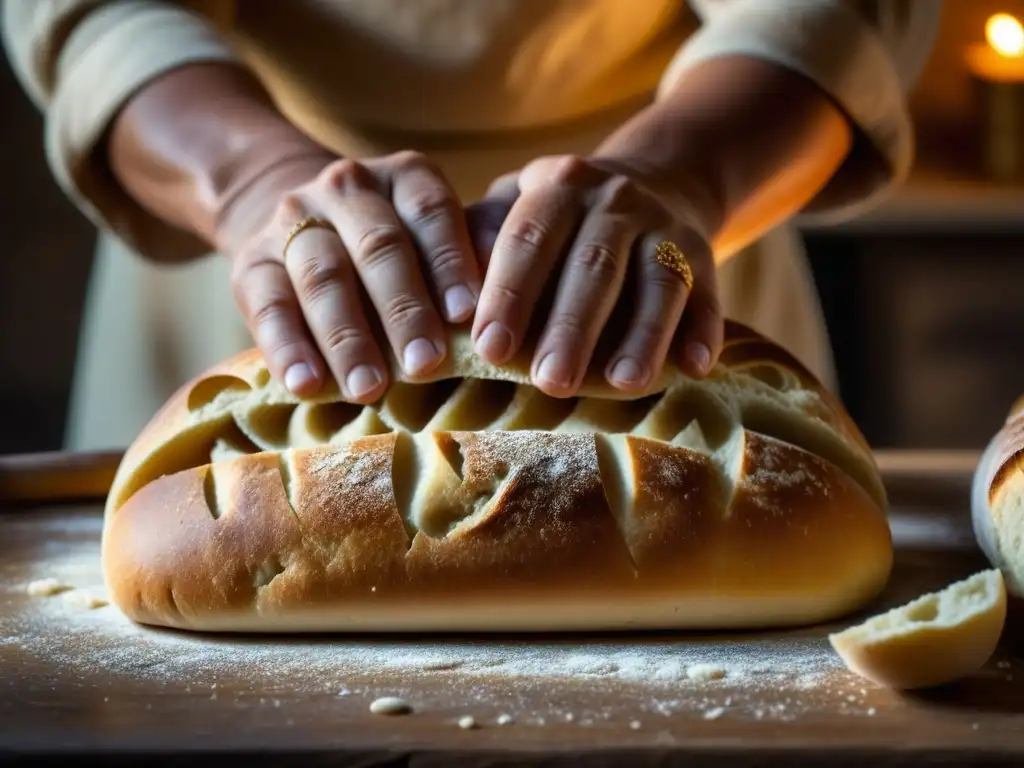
[466,155,723,398]
[219,151,481,402]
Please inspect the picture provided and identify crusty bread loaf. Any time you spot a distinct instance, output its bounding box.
[829,569,1006,690]
[101,320,892,633]
[972,398,1024,598]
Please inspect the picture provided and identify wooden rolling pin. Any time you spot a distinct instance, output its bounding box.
[0,450,124,506]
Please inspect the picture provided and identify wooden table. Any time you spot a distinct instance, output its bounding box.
[1,450,1023,766]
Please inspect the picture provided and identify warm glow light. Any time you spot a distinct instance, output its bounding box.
[986,13,1024,58]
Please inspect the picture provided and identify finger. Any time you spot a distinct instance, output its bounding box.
[471,187,579,365]
[530,209,637,396]
[231,253,326,397]
[675,253,724,378]
[320,160,448,378]
[284,225,389,403]
[466,172,520,271]
[464,197,515,272]
[604,233,695,392]
[388,152,481,323]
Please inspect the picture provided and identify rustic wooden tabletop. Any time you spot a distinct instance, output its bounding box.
[1,450,1022,766]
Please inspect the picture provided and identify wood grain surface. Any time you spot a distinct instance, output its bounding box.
[1,455,1023,766]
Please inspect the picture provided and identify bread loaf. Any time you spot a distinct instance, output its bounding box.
[972,397,1024,597]
[101,320,892,633]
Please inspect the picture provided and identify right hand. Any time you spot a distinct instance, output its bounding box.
[219,151,482,402]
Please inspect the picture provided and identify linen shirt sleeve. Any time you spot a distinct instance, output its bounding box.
[2,1,241,260]
[661,0,943,222]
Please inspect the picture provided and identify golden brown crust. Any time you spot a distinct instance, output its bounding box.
[972,403,1024,598]
[102,320,893,632]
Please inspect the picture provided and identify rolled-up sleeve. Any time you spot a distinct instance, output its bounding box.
[2,1,241,260]
[659,0,943,222]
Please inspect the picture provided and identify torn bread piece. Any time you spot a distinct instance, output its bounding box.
[829,569,1007,690]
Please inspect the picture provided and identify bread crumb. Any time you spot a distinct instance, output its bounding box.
[686,663,726,682]
[457,715,478,730]
[564,712,574,722]
[60,590,108,609]
[369,696,412,715]
[629,720,642,730]
[866,707,877,716]
[496,713,514,725]
[703,707,726,720]
[26,578,73,597]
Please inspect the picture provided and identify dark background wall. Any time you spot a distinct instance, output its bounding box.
[2,3,1024,454]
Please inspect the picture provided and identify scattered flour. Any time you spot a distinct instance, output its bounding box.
[59,589,108,609]
[3,519,885,726]
[686,663,727,682]
[25,578,72,597]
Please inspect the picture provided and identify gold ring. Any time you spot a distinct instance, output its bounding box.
[654,241,694,292]
[282,216,336,259]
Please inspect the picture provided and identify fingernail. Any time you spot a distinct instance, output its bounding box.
[476,322,513,361]
[345,365,382,399]
[443,284,476,322]
[608,357,646,387]
[403,337,443,375]
[284,362,318,394]
[685,342,711,374]
[536,353,573,390]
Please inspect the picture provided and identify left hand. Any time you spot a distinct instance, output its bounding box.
[465,155,723,398]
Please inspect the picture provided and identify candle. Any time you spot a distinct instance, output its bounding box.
[966,13,1024,182]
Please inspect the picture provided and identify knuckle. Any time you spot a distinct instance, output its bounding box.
[276,193,309,223]
[601,176,640,211]
[229,252,270,293]
[295,257,346,301]
[570,242,621,277]
[643,259,689,292]
[250,294,294,328]
[391,149,432,173]
[319,323,365,355]
[382,291,428,328]
[424,243,467,276]
[504,218,550,251]
[355,224,407,266]
[547,154,590,185]
[322,158,367,191]
[404,188,457,227]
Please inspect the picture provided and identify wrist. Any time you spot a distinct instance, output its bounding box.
[211,145,335,254]
[588,152,724,244]
[107,62,334,253]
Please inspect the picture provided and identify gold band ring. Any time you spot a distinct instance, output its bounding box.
[654,241,694,292]
[282,216,336,259]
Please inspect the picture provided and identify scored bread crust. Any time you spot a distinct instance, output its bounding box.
[972,398,1024,598]
[102,320,892,633]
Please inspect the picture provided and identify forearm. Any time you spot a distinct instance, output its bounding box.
[595,55,852,260]
[108,62,333,254]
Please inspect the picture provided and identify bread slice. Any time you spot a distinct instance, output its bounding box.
[829,569,1007,690]
[101,320,893,633]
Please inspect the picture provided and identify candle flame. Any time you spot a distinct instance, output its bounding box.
[986,13,1024,58]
